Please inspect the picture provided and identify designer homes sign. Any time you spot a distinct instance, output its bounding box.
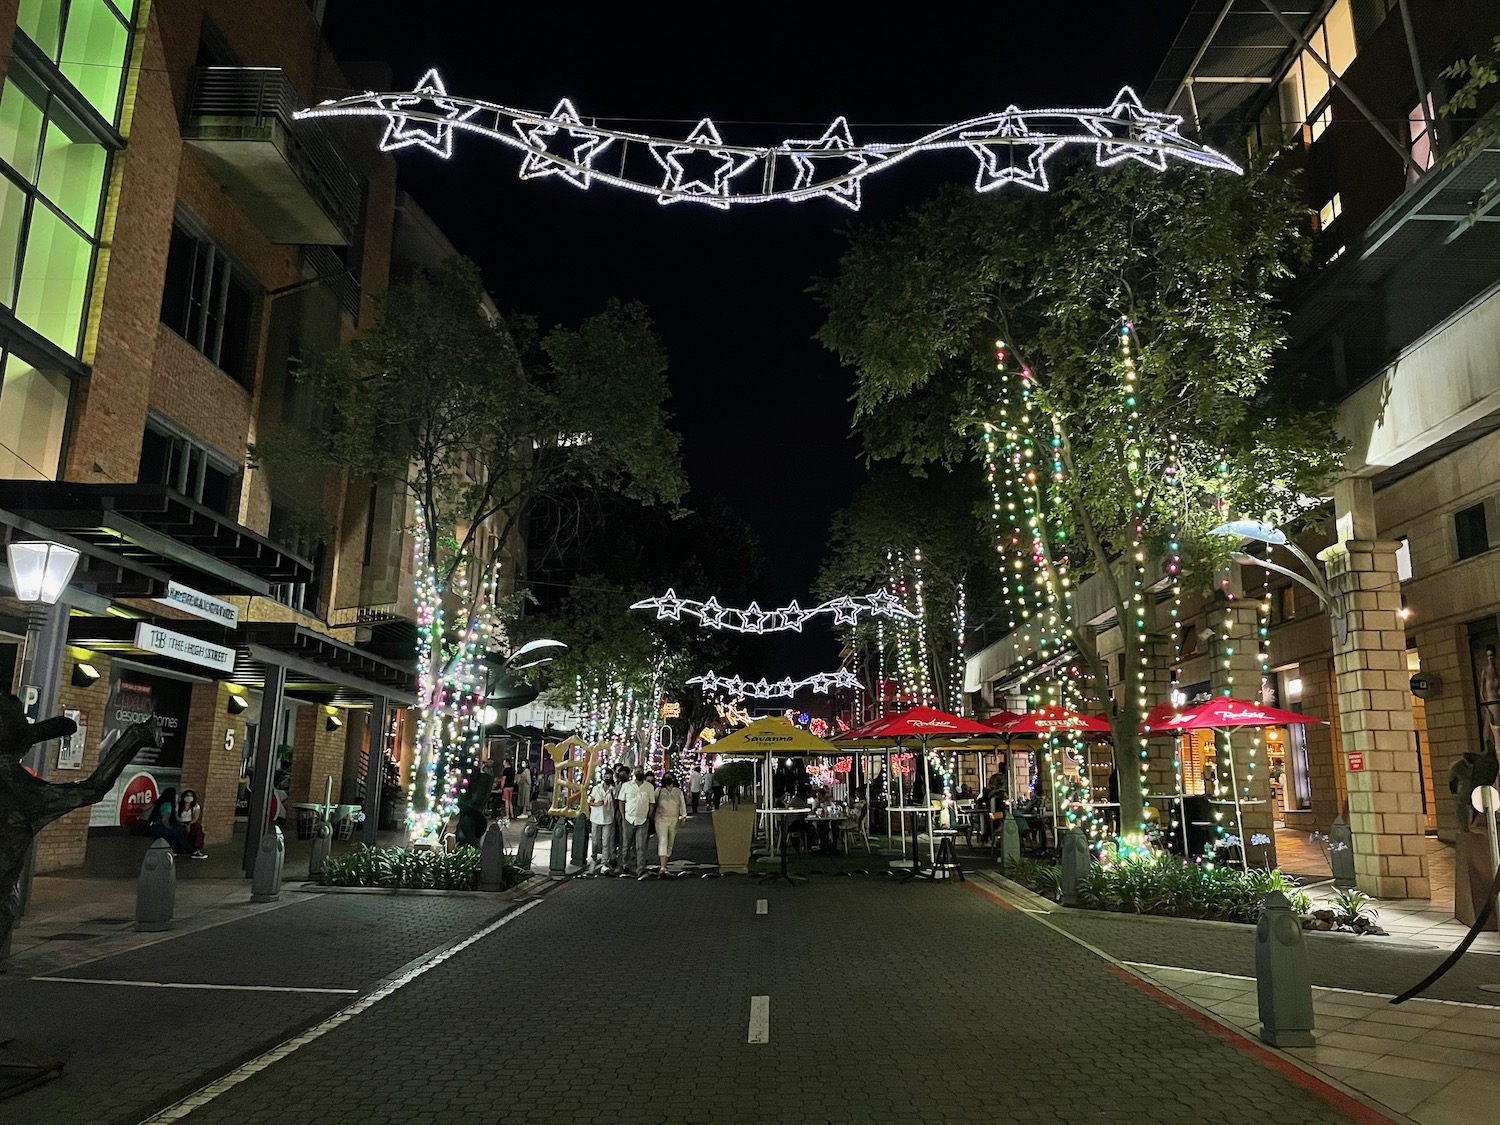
[156,581,239,627]
[134,622,236,673]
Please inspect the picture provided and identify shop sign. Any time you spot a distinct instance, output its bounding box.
[89,673,193,827]
[156,581,239,627]
[1409,673,1431,699]
[134,622,235,673]
[58,709,87,770]
[1347,751,1365,772]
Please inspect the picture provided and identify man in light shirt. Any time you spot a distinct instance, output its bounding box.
[618,768,655,875]
[687,766,704,814]
[587,772,618,875]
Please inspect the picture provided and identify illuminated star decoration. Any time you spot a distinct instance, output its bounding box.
[651,118,758,209]
[629,591,919,633]
[298,77,1242,209]
[962,106,1053,192]
[781,116,877,210]
[514,98,614,187]
[379,68,480,159]
[687,670,863,698]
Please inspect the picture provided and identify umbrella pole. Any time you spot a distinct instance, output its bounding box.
[1222,728,1247,871]
[1177,736,1190,858]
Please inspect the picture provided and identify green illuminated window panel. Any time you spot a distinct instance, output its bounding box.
[15,201,92,353]
[0,351,70,480]
[16,0,64,59]
[38,112,107,229]
[0,72,47,183]
[60,0,130,123]
[0,179,27,307]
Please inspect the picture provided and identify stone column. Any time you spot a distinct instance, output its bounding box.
[1210,583,1277,869]
[1319,478,1429,899]
[181,682,249,847]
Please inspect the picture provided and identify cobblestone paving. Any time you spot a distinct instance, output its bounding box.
[0,895,511,1125]
[1044,908,1500,1006]
[146,822,1373,1125]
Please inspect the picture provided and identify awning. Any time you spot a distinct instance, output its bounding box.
[2,482,313,598]
[67,614,416,706]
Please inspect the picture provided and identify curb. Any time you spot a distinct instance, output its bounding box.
[292,874,546,899]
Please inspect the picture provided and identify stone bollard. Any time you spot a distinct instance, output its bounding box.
[1256,889,1316,1046]
[516,821,538,871]
[135,839,176,932]
[571,813,590,868]
[1060,828,1090,907]
[549,819,569,878]
[479,823,506,891]
[1329,817,1356,887]
[308,819,333,878]
[1001,815,1022,871]
[251,826,285,903]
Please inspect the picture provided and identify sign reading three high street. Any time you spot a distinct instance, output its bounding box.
[134,622,236,673]
[155,581,240,627]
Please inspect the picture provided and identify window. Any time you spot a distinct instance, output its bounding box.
[1272,585,1297,625]
[1408,95,1436,179]
[1455,503,1490,560]
[0,348,70,479]
[1315,192,1342,231]
[160,220,258,386]
[18,0,135,125]
[267,502,324,615]
[137,416,237,513]
[0,59,111,357]
[1273,0,1358,139]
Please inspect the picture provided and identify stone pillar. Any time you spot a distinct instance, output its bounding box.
[290,706,348,806]
[1417,623,1479,843]
[181,682,249,848]
[1319,479,1429,899]
[1210,586,1277,869]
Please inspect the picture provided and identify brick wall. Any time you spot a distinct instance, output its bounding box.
[289,704,347,806]
[179,681,248,847]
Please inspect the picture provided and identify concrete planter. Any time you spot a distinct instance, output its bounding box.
[712,806,756,873]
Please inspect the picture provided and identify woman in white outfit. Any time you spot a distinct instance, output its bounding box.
[654,775,689,874]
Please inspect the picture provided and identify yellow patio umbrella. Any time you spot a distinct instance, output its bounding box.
[712,717,840,856]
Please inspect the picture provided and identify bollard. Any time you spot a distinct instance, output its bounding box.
[479,822,505,891]
[135,839,176,932]
[251,825,285,903]
[308,819,333,878]
[1329,817,1356,887]
[516,821,538,871]
[549,819,569,878]
[1060,828,1090,907]
[1256,889,1316,1046]
[1000,815,1022,871]
[571,813,589,868]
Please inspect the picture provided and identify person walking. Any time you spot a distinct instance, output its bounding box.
[612,764,631,872]
[587,770,618,874]
[514,759,532,820]
[618,767,655,875]
[653,774,689,875]
[501,762,517,819]
[687,765,704,814]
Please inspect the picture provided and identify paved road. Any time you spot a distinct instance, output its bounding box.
[1,816,1392,1125]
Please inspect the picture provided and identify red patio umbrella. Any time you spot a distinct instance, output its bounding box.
[1161,696,1326,869]
[992,705,1111,736]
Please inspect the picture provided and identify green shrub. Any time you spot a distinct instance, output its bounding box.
[320,844,527,891]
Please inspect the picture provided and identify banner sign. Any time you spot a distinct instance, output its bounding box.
[156,581,239,627]
[134,622,235,673]
[89,672,193,827]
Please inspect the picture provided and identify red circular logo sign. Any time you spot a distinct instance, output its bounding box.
[120,773,159,827]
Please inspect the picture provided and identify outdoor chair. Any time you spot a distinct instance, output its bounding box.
[840,802,872,854]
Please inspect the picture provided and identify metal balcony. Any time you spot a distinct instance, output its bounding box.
[183,66,362,245]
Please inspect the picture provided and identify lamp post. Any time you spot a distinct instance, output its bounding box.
[1210,519,1346,643]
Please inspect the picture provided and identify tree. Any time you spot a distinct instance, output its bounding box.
[814,159,1345,834]
[2,697,162,954]
[818,464,1001,713]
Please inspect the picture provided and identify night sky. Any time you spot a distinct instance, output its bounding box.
[319,2,1194,674]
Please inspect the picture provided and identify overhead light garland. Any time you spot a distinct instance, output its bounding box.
[297,72,1240,211]
[686,670,862,698]
[630,589,918,632]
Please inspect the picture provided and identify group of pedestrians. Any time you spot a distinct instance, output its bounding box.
[586,765,690,876]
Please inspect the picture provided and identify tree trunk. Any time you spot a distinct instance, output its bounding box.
[0,694,163,957]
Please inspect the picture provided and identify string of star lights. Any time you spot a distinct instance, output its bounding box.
[296,72,1241,210]
[685,670,862,698]
[630,588,917,632]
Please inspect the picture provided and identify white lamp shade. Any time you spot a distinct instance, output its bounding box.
[7,540,80,604]
[1210,519,1287,546]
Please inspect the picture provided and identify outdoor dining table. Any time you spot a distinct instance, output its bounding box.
[889,805,938,882]
[759,807,811,885]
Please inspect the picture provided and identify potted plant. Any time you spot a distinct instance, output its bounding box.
[711,760,757,873]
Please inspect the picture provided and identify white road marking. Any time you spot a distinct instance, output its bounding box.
[136,898,544,1123]
[755,899,768,915]
[748,995,770,1043]
[35,977,356,995]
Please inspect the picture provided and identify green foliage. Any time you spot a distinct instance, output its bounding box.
[1004,856,1063,900]
[1073,856,1312,923]
[319,844,527,891]
[1438,35,1500,167]
[1331,886,1378,923]
[713,760,756,790]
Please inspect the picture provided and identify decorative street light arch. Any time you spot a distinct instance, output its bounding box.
[297,69,1240,210]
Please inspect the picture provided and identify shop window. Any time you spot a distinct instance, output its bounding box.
[160,220,259,387]
[1455,503,1490,560]
[0,349,71,479]
[137,417,237,513]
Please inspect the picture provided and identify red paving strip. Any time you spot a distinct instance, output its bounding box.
[964,879,1396,1125]
[1107,964,1396,1125]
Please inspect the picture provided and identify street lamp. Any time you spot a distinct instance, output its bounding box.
[1210,520,1347,644]
[6,540,80,604]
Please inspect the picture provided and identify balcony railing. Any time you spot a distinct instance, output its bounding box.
[184,66,362,244]
[299,244,362,320]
